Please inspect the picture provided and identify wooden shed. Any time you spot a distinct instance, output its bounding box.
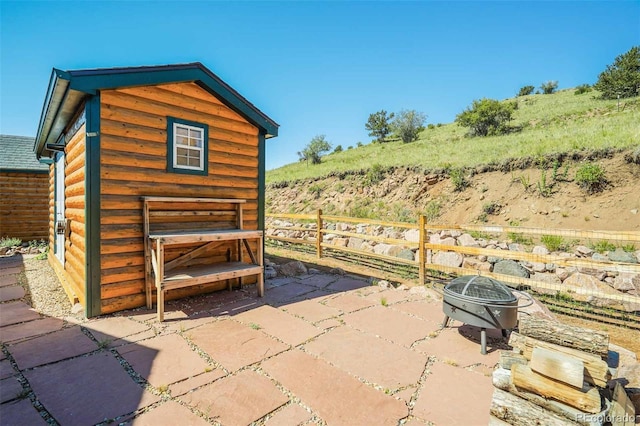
[34,63,278,318]
[0,134,50,241]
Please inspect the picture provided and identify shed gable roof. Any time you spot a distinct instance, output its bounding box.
[0,135,49,172]
[35,62,279,159]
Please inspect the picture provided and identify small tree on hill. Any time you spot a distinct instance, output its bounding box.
[455,98,516,137]
[298,135,331,165]
[365,110,395,143]
[517,85,535,97]
[594,46,640,99]
[540,80,559,94]
[391,109,426,143]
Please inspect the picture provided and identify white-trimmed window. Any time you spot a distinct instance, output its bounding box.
[167,117,208,175]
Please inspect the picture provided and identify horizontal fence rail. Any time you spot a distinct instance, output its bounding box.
[266,210,640,327]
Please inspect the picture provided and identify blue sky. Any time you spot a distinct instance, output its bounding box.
[1,1,638,170]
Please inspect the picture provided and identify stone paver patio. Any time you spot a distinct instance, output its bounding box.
[0,255,503,425]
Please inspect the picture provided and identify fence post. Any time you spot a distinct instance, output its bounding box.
[316,209,323,259]
[419,214,426,286]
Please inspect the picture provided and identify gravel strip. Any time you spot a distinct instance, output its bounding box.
[18,256,84,322]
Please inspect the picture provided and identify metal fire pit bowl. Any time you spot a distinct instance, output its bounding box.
[441,275,533,354]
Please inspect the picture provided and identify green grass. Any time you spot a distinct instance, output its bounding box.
[267,89,639,184]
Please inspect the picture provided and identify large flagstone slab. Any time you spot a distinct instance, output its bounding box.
[181,369,288,426]
[8,326,97,369]
[261,349,408,425]
[0,301,40,327]
[412,361,493,425]
[342,305,435,347]
[235,305,322,346]
[188,319,288,372]
[128,400,210,425]
[304,326,428,390]
[24,352,160,425]
[117,333,209,387]
[0,317,63,343]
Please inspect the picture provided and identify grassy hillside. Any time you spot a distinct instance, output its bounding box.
[267,89,639,185]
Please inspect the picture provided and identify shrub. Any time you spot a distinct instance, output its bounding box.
[364,163,385,186]
[541,235,566,252]
[308,184,323,199]
[427,123,435,130]
[517,85,535,97]
[621,243,636,252]
[483,202,500,215]
[574,84,592,95]
[590,240,616,253]
[455,98,516,137]
[0,237,22,248]
[448,168,469,191]
[333,145,343,153]
[540,80,559,94]
[423,200,441,221]
[508,233,533,245]
[575,163,607,193]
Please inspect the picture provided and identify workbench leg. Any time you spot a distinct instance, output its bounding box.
[258,236,264,297]
[156,242,164,322]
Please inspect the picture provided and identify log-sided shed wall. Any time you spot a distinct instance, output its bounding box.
[99,83,261,313]
[34,63,278,317]
[0,135,49,241]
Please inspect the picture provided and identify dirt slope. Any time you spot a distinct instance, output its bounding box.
[266,151,640,232]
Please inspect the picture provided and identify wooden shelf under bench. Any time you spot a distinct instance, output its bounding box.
[143,197,264,321]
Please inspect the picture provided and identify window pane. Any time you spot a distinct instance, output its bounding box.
[176,155,188,166]
[176,136,189,146]
[176,147,188,156]
[190,129,202,139]
[176,127,188,136]
[189,157,200,167]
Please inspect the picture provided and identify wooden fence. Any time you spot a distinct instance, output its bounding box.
[266,211,640,325]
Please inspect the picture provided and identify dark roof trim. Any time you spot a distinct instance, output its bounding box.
[0,168,49,174]
[34,62,279,159]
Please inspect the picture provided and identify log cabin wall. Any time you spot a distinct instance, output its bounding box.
[47,124,87,307]
[0,171,49,241]
[99,82,260,313]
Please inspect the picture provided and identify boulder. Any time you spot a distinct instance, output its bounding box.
[374,244,404,257]
[555,267,572,281]
[493,260,530,278]
[347,237,364,250]
[396,248,415,261]
[612,273,640,292]
[508,243,526,252]
[532,245,549,255]
[462,257,491,272]
[277,261,308,277]
[403,229,421,242]
[530,272,562,295]
[592,253,609,262]
[457,233,479,247]
[332,238,348,247]
[575,245,594,256]
[330,267,345,275]
[432,251,464,268]
[608,248,638,264]
[530,262,546,273]
[577,266,607,281]
[360,242,375,253]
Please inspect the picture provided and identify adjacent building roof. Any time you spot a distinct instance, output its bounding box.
[35,62,279,160]
[0,135,49,172]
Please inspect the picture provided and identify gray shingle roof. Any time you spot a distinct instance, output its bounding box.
[0,135,49,172]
